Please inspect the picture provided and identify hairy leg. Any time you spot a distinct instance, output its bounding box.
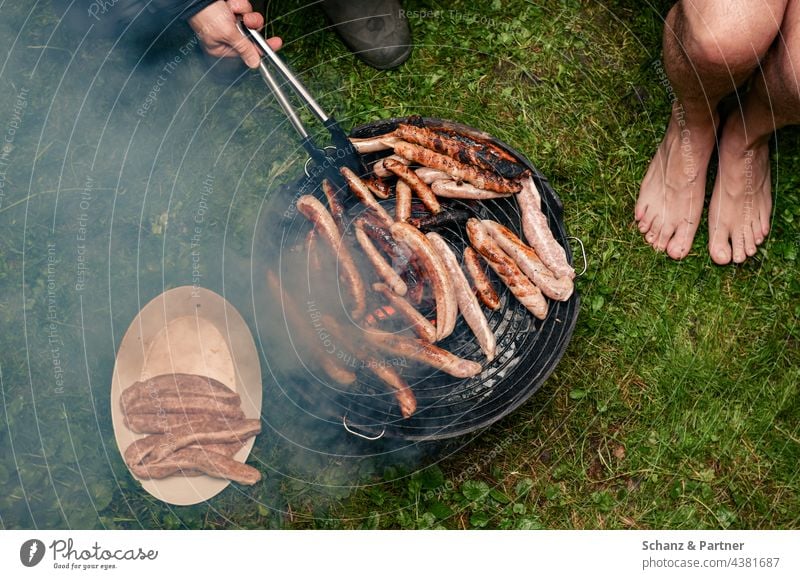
[636,0,786,259]
[708,0,800,264]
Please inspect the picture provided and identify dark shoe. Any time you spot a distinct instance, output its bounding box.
[321,0,412,70]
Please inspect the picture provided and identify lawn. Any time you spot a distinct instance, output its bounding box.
[0,0,798,530]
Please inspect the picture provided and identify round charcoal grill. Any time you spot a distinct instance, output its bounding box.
[261,117,582,441]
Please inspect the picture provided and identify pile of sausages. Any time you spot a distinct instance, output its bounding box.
[272,121,575,419]
[121,374,261,485]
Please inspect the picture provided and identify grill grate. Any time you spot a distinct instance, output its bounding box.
[260,118,580,441]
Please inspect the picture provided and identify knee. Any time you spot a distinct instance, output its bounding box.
[678,0,782,72]
[772,40,800,102]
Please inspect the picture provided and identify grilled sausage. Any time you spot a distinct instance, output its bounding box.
[321,179,347,233]
[384,158,441,214]
[306,229,323,274]
[320,314,418,418]
[128,448,261,485]
[482,220,574,301]
[124,419,262,466]
[365,175,391,199]
[267,270,357,385]
[395,179,412,223]
[361,356,417,419]
[415,167,452,184]
[431,180,512,200]
[426,233,496,361]
[296,195,367,319]
[409,207,472,230]
[349,134,400,154]
[360,216,425,300]
[395,123,525,179]
[372,282,436,343]
[124,411,245,434]
[390,222,457,341]
[517,176,574,279]
[340,166,394,227]
[463,247,501,310]
[466,219,548,320]
[363,328,482,378]
[355,222,408,296]
[393,141,521,194]
[121,374,239,409]
[121,394,244,417]
[373,154,410,178]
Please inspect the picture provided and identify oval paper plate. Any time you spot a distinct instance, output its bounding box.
[111,286,262,505]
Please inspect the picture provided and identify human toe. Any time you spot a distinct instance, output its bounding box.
[731,230,747,263]
[665,222,695,260]
[709,230,732,265]
[744,223,757,257]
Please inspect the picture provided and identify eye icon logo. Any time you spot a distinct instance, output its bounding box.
[20,539,45,567]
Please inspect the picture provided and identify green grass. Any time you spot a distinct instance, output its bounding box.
[0,0,798,530]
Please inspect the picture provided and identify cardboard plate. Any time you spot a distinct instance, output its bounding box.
[111,286,262,505]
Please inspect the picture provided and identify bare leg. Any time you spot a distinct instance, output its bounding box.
[636,0,787,259]
[708,0,800,264]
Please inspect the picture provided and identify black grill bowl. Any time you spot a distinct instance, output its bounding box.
[257,117,580,441]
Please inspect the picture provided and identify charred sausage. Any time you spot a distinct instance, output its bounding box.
[296,195,367,319]
[466,219,548,320]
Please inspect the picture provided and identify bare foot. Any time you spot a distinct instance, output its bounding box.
[707,115,772,264]
[636,104,718,259]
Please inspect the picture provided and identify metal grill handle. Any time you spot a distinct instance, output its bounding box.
[342,414,385,440]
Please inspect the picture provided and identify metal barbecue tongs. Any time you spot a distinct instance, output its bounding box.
[236,20,366,189]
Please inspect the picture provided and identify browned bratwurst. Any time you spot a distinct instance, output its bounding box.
[466,219,548,320]
[393,141,521,194]
[128,447,260,485]
[395,179,412,223]
[373,154,410,178]
[431,180,512,200]
[365,175,391,200]
[482,220,574,301]
[124,419,262,466]
[321,179,347,233]
[267,269,357,386]
[296,195,367,320]
[320,314,418,418]
[414,167,452,184]
[361,355,417,419]
[463,247,501,311]
[121,373,240,409]
[340,167,394,227]
[124,411,245,434]
[363,328,482,378]
[426,233,496,361]
[395,123,522,178]
[383,158,441,214]
[354,222,408,297]
[122,395,244,417]
[390,222,457,341]
[372,282,436,343]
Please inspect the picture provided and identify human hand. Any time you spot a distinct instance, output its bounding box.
[189,0,282,68]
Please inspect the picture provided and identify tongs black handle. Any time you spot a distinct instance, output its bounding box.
[236,21,365,188]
